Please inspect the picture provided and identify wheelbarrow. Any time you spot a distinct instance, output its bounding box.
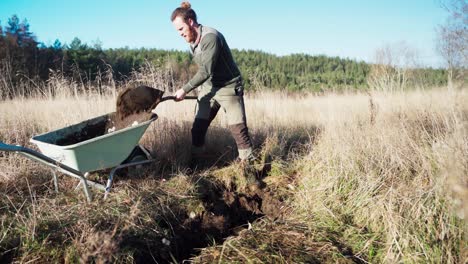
[0,112,157,202]
[0,86,198,202]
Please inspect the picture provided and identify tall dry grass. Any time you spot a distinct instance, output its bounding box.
[294,89,467,263]
[0,86,466,263]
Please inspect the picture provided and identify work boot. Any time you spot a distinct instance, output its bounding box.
[238,147,253,162]
[239,159,261,193]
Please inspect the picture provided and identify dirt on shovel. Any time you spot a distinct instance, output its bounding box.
[116,85,165,121]
[111,85,166,130]
[113,85,197,129]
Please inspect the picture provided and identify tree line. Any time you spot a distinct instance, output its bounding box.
[0,15,447,98]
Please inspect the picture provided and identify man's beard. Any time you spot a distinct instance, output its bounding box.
[187,26,198,43]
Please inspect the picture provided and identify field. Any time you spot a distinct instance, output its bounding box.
[0,88,466,263]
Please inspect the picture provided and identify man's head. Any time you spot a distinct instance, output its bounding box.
[171,2,199,44]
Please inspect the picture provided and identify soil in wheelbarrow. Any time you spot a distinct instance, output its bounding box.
[54,112,154,146]
[55,86,163,146]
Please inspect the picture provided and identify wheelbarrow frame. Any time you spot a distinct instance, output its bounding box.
[0,113,158,202]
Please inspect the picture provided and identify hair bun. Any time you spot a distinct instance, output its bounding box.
[181,1,191,9]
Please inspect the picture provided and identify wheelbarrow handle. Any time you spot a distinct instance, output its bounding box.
[0,141,94,202]
[0,141,23,152]
[0,141,85,177]
[159,96,198,102]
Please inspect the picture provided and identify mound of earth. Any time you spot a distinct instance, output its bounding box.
[170,178,286,261]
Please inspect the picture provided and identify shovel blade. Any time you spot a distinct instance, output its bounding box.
[116,85,165,120]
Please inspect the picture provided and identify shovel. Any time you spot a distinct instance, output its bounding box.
[116,85,197,119]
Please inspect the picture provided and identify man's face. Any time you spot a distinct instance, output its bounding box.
[172,16,197,43]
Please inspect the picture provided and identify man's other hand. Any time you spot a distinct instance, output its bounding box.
[174,89,186,101]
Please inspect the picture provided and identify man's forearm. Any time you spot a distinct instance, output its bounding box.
[182,70,210,93]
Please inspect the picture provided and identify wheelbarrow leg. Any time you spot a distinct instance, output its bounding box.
[104,159,153,200]
[0,142,97,203]
[51,170,59,193]
[80,177,93,202]
[74,172,90,191]
[104,171,115,200]
[73,173,93,202]
[52,170,91,201]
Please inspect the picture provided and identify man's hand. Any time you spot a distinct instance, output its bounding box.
[174,88,186,101]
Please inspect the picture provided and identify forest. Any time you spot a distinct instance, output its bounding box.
[0,15,447,98]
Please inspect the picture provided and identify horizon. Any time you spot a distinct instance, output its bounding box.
[0,0,448,68]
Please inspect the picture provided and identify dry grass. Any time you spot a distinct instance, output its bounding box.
[0,87,466,263]
[194,218,359,263]
[294,89,468,263]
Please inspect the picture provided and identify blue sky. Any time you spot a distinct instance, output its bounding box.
[0,0,448,67]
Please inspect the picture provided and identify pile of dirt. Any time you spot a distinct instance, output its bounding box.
[55,86,162,146]
[113,177,286,263]
[170,179,286,261]
[55,120,108,146]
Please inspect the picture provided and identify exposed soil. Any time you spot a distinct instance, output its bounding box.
[0,236,20,263]
[173,185,282,261]
[55,119,109,146]
[55,86,162,146]
[169,179,285,262]
[115,173,286,263]
[54,112,154,146]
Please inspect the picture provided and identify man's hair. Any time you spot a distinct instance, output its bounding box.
[171,1,197,22]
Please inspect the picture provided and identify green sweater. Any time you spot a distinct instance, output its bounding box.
[182,25,241,93]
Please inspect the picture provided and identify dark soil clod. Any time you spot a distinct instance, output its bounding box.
[116,85,164,120]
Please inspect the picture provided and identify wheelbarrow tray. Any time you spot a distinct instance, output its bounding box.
[30,112,156,173]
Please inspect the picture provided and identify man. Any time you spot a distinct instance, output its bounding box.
[171,2,254,167]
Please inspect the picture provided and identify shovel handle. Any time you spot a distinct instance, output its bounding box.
[160,96,198,102]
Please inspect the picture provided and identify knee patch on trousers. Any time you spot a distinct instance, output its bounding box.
[229,123,252,150]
